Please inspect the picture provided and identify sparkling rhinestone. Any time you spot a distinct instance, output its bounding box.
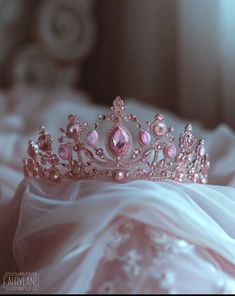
[164,144,177,158]
[199,145,205,156]
[185,124,193,131]
[27,142,39,157]
[182,134,194,149]
[58,144,71,160]
[38,135,49,150]
[109,126,131,157]
[138,130,151,145]
[86,130,99,147]
[155,113,164,121]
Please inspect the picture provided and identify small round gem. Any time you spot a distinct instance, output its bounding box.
[96,148,103,157]
[50,173,60,181]
[164,144,177,158]
[38,135,49,150]
[153,122,167,136]
[138,130,151,146]
[201,178,207,184]
[86,130,99,147]
[192,173,199,182]
[58,144,71,160]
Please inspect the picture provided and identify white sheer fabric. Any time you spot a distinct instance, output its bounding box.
[0,86,235,293]
[1,179,234,294]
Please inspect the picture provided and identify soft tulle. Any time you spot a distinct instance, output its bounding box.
[1,178,235,293]
[0,86,235,293]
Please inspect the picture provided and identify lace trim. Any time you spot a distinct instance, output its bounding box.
[89,219,235,294]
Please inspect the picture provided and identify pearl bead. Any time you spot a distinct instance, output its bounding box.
[67,123,81,138]
[113,170,125,182]
[154,122,166,136]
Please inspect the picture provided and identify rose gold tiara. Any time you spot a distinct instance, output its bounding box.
[23,97,210,183]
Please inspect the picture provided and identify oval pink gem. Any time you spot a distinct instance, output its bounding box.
[58,144,71,160]
[109,127,131,156]
[38,135,48,150]
[164,144,176,158]
[139,130,151,146]
[199,145,205,156]
[27,142,39,157]
[86,130,99,147]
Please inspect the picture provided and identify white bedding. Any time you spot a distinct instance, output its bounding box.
[0,85,235,293]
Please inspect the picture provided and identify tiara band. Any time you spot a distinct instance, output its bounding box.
[23,97,210,183]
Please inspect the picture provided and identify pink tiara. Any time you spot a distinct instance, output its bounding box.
[23,97,210,183]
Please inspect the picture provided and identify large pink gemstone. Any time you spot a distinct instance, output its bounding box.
[58,144,71,160]
[109,127,131,156]
[164,144,176,158]
[139,130,151,146]
[86,130,99,147]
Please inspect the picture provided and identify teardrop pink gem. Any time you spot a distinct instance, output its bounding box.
[109,127,131,156]
[199,145,205,156]
[139,130,151,145]
[38,135,48,150]
[86,130,99,147]
[58,144,71,160]
[164,144,176,158]
[27,142,39,157]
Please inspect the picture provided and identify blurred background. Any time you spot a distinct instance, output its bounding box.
[0,0,234,129]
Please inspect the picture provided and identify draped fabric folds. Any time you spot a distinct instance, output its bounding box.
[0,88,235,293]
